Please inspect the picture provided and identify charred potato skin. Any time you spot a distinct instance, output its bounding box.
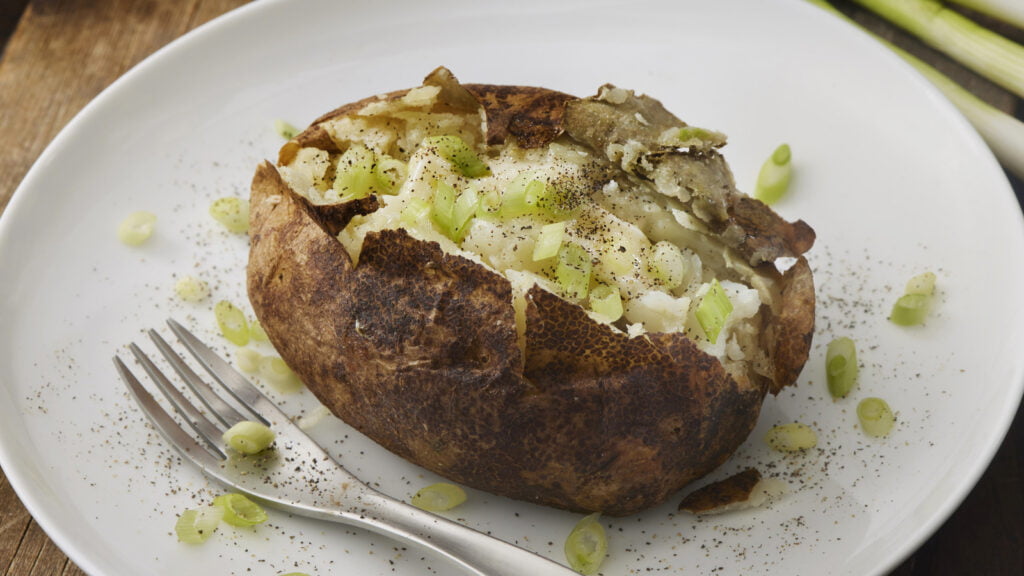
[248,73,815,516]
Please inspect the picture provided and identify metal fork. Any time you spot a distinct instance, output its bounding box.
[113,319,579,576]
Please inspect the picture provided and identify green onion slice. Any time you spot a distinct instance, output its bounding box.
[905,271,937,296]
[476,189,502,217]
[249,320,269,342]
[174,275,208,303]
[222,420,276,455]
[564,513,607,575]
[209,197,250,234]
[450,185,480,241]
[858,397,896,437]
[825,337,858,399]
[754,143,792,205]
[400,197,432,228]
[648,241,689,289]
[214,300,250,346]
[333,144,393,202]
[695,280,733,344]
[175,506,223,544]
[235,347,263,375]
[411,483,467,512]
[259,356,303,394]
[889,293,931,326]
[499,174,546,219]
[213,493,269,527]
[765,422,818,452]
[431,180,458,238]
[589,284,624,323]
[117,211,157,246]
[677,125,726,148]
[533,221,567,261]
[556,242,593,301]
[423,135,491,178]
[273,119,299,140]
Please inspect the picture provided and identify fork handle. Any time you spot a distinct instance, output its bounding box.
[325,489,581,575]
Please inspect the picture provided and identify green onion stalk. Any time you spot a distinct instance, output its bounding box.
[948,0,1024,30]
[851,0,1024,98]
[805,0,1024,180]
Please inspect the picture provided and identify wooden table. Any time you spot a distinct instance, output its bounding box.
[0,1,1021,574]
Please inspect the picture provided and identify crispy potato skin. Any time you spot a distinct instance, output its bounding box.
[249,163,767,515]
[248,72,815,515]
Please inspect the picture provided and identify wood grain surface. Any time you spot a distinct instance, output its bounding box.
[0,1,1021,575]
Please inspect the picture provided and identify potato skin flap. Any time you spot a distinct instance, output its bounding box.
[247,68,815,516]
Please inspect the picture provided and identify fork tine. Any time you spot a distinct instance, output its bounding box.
[147,329,248,428]
[127,343,227,456]
[113,355,227,462]
[166,318,272,426]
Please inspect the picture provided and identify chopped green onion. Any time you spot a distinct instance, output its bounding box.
[429,182,479,242]
[589,285,624,323]
[375,155,408,190]
[423,135,491,178]
[117,211,157,246]
[273,119,299,140]
[754,143,792,205]
[905,271,937,296]
[209,197,250,234]
[533,221,567,261]
[765,422,818,452]
[411,483,467,512]
[648,241,689,289]
[333,144,393,202]
[259,355,303,394]
[524,179,550,211]
[222,420,276,455]
[476,189,502,217]
[677,125,727,148]
[249,320,269,342]
[450,185,480,241]
[695,280,733,344]
[890,271,936,325]
[174,506,223,544]
[857,397,896,437]
[400,197,432,227]
[214,300,250,346]
[499,174,547,219]
[235,347,263,375]
[825,337,858,399]
[889,293,931,326]
[805,0,1024,181]
[430,180,458,238]
[850,0,1024,99]
[947,0,1024,30]
[564,513,607,575]
[174,275,209,303]
[213,493,269,527]
[556,242,593,301]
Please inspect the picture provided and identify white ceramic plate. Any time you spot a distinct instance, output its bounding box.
[2,0,1022,574]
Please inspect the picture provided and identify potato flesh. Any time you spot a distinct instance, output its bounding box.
[278,93,765,362]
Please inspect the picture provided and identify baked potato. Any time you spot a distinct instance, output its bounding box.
[247,67,815,516]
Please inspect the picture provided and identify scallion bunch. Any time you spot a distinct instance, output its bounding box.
[806,0,1024,180]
